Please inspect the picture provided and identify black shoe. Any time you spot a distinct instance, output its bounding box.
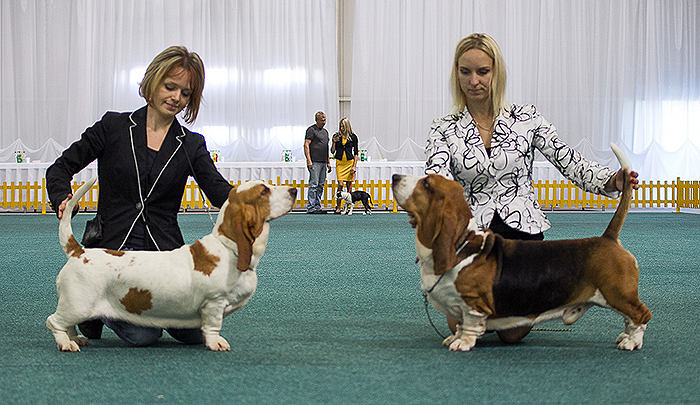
[78,319,104,339]
[307,209,327,214]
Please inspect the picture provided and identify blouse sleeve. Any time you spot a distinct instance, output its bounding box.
[530,108,618,198]
[425,117,455,179]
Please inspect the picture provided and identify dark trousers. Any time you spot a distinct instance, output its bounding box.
[488,213,544,241]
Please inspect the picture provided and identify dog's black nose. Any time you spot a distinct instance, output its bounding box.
[290,188,298,198]
[392,174,403,185]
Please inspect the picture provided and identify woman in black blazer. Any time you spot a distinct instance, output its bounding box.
[330,117,359,214]
[46,46,233,346]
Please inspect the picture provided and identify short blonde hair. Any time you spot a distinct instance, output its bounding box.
[139,46,205,124]
[450,33,507,115]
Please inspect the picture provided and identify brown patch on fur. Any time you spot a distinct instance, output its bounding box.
[218,184,271,271]
[453,235,498,315]
[83,257,90,264]
[120,287,153,315]
[586,246,652,325]
[66,235,84,258]
[190,240,221,276]
[104,249,125,257]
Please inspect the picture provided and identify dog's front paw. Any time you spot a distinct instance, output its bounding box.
[57,340,82,352]
[449,336,477,351]
[442,334,457,347]
[442,335,477,351]
[205,336,231,351]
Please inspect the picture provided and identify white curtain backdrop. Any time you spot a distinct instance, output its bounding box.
[350,0,700,180]
[1,0,699,181]
[0,0,338,164]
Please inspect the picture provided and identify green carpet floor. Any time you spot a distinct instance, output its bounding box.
[0,211,698,404]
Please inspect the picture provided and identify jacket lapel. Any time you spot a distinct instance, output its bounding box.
[129,107,151,198]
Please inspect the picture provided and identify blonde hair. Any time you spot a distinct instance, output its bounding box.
[450,33,507,115]
[139,46,205,124]
[339,117,354,137]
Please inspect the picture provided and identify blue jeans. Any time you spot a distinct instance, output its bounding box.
[102,318,204,347]
[307,161,327,212]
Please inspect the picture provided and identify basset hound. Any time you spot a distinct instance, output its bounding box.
[47,178,296,352]
[391,144,651,351]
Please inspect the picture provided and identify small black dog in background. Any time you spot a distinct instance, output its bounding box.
[336,186,373,215]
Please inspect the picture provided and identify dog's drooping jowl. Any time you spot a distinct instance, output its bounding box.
[392,143,650,352]
[47,179,296,352]
[336,186,373,215]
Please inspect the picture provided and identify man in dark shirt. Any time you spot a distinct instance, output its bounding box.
[303,111,331,213]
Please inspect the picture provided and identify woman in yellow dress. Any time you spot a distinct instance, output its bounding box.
[331,117,360,214]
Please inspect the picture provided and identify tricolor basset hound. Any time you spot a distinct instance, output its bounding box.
[47,178,296,352]
[392,144,651,351]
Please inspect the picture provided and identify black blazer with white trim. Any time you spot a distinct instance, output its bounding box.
[47,106,233,251]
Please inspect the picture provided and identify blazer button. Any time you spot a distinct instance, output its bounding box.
[135,202,142,210]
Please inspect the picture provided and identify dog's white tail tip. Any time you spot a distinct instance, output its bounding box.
[610,142,630,171]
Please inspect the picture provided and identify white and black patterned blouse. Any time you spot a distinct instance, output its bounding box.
[425,104,619,234]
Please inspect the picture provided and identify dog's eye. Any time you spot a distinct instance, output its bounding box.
[261,187,270,195]
[422,178,431,190]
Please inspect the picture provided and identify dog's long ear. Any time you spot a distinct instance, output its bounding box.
[413,178,459,275]
[234,204,258,271]
[431,196,465,275]
[218,189,259,271]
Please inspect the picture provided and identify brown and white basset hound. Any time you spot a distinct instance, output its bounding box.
[47,178,296,352]
[392,144,651,351]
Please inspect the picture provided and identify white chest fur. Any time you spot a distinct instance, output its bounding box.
[416,238,471,321]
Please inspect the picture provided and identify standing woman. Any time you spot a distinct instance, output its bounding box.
[425,33,638,343]
[331,117,359,214]
[46,46,233,347]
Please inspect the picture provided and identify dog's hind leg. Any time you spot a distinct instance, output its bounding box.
[616,318,647,350]
[599,291,650,350]
[595,256,651,350]
[46,314,87,352]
